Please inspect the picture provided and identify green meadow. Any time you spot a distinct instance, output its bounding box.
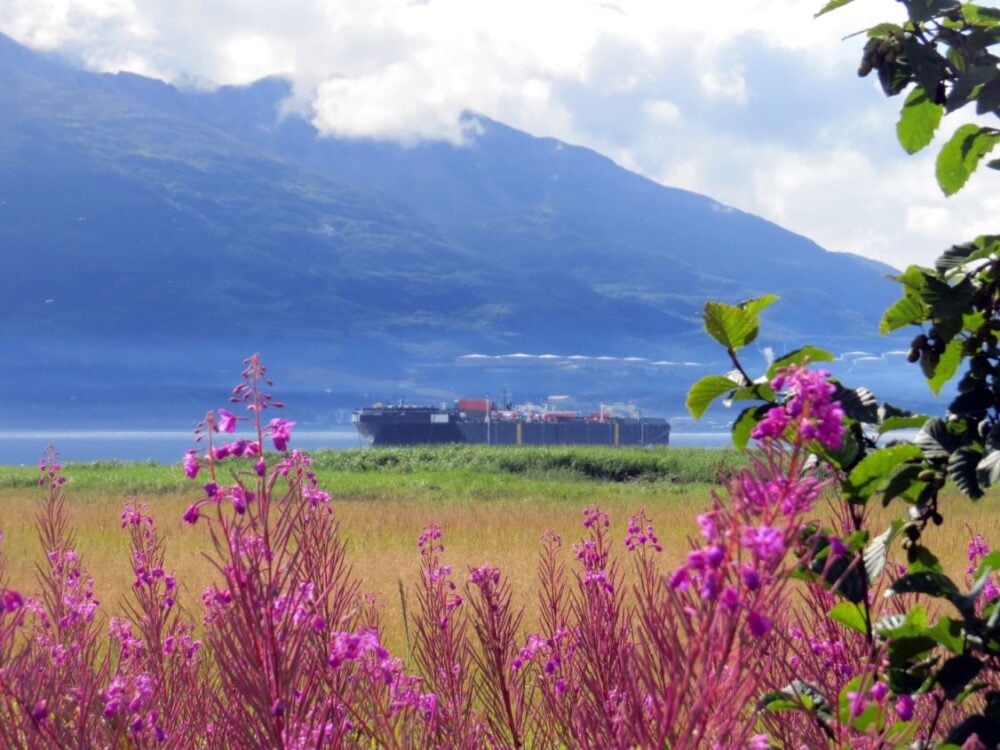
[1,445,996,654]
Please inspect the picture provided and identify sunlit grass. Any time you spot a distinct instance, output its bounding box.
[0,455,996,656]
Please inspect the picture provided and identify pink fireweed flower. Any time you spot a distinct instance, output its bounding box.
[217,408,237,433]
[625,513,663,552]
[268,418,295,451]
[870,682,888,702]
[895,694,914,721]
[183,449,200,479]
[469,563,501,586]
[581,506,610,529]
[747,610,772,637]
[741,525,786,565]
[181,504,201,525]
[1,589,24,613]
[847,690,868,718]
[254,458,266,476]
[751,363,845,450]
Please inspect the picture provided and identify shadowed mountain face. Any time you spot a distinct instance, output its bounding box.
[0,33,910,429]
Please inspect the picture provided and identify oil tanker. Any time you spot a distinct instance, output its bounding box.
[352,397,670,447]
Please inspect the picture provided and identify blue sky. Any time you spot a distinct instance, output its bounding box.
[1,0,995,269]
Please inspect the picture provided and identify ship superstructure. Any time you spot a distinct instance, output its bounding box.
[352,397,670,447]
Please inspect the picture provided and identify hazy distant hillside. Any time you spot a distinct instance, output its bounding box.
[0,34,920,429]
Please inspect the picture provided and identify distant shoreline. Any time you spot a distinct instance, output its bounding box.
[0,429,732,465]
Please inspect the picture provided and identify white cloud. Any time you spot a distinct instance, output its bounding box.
[0,0,988,268]
[644,99,681,124]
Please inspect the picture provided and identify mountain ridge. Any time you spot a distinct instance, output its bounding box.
[0,32,918,429]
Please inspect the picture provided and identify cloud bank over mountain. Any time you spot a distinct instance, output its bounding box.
[1,0,996,269]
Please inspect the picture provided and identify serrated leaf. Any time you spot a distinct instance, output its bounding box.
[928,338,965,394]
[880,294,930,334]
[702,298,773,352]
[935,237,999,272]
[742,294,779,317]
[923,275,975,322]
[948,446,984,499]
[828,601,869,634]
[880,402,916,420]
[949,385,993,416]
[898,86,944,153]
[834,383,879,424]
[731,405,770,451]
[915,418,961,460]
[936,124,1000,196]
[909,545,944,574]
[767,346,834,379]
[881,464,927,506]
[888,571,961,601]
[946,65,998,113]
[686,375,738,419]
[974,550,1000,579]
[865,520,902,581]
[976,450,1000,488]
[815,0,857,16]
[927,616,965,654]
[937,655,983,699]
[963,3,1000,27]
[726,383,775,404]
[879,415,930,434]
[906,0,961,24]
[845,443,923,501]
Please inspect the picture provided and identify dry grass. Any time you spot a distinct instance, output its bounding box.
[0,483,996,656]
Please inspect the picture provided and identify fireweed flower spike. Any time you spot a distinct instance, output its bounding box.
[751,363,845,450]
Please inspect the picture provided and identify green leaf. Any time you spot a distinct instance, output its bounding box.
[907,0,961,24]
[898,87,944,153]
[828,601,869,634]
[879,415,930,434]
[928,337,965,394]
[946,65,999,113]
[908,545,944,574]
[702,297,777,351]
[686,375,738,419]
[973,550,1000,580]
[767,346,834,379]
[962,3,1000,27]
[915,418,962,460]
[888,571,961,601]
[876,605,930,638]
[922,275,975,322]
[845,443,923,501]
[760,680,829,715]
[726,383,776,404]
[880,294,930,334]
[928,616,966,654]
[742,294,780,317]
[881,463,927,506]
[935,236,1000,273]
[937,655,983,699]
[833,383,879,424]
[815,0,857,17]
[948,446,984,499]
[936,124,1000,196]
[731,405,770,451]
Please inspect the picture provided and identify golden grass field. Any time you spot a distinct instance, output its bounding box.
[0,473,997,655]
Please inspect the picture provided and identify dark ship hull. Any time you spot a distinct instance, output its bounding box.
[352,402,670,447]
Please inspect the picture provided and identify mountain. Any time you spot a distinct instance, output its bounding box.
[0,33,917,430]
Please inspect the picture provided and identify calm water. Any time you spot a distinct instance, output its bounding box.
[0,429,731,466]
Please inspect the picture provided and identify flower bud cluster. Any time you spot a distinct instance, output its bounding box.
[751,364,845,450]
